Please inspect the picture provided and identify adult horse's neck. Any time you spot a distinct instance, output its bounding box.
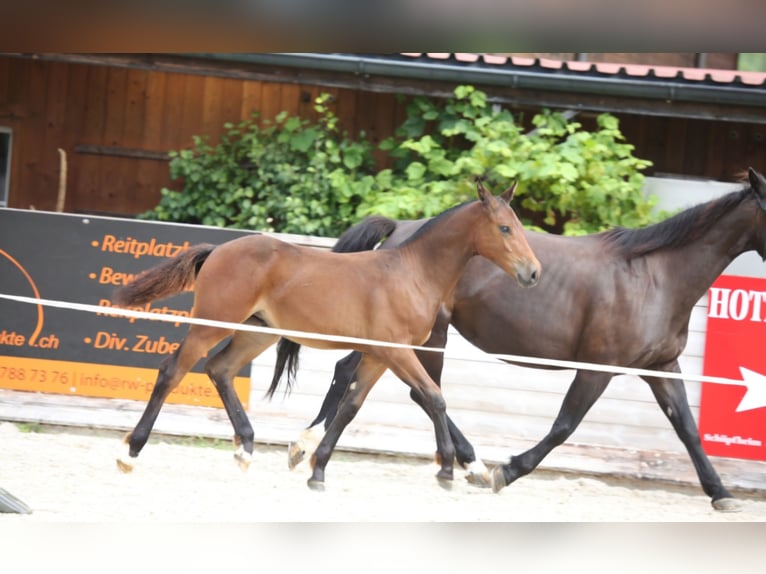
[625,189,760,310]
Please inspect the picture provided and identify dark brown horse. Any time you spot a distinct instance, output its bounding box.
[111,180,540,489]
[279,167,766,510]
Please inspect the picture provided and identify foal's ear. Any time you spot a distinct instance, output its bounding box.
[476,178,491,203]
[500,180,517,204]
[748,167,766,197]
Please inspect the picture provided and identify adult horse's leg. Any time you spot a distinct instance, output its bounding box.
[641,365,740,512]
[117,324,232,472]
[204,326,279,471]
[491,369,612,492]
[308,355,387,490]
[288,350,363,470]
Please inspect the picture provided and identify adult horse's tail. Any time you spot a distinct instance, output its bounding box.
[266,216,399,398]
[112,244,216,307]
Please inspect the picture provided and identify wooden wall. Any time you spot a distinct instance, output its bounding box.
[617,114,765,182]
[1,55,764,218]
[0,56,407,215]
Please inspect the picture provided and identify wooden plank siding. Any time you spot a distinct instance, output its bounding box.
[0,57,407,216]
[1,55,765,218]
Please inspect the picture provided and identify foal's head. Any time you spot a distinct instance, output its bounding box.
[474,179,541,287]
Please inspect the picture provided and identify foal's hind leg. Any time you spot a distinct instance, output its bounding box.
[117,324,231,472]
[642,367,740,512]
[205,328,279,472]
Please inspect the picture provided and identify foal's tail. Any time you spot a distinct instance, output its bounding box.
[112,244,216,307]
[266,216,399,399]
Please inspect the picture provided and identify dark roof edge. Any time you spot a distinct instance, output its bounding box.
[186,53,766,109]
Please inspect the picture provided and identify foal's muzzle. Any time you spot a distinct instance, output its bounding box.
[516,264,540,288]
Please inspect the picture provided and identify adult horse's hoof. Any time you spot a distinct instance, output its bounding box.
[436,468,454,490]
[490,465,507,493]
[464,460,492,489]
[307,479,325,492]
[234,446,252,473]
[712,497,743,512]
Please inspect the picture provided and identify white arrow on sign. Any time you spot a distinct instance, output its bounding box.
[732,367,766,413]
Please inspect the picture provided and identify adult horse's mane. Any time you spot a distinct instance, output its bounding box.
[600,185,751,259]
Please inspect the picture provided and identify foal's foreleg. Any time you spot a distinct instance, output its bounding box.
[205,329,279,472]
[385,350,456,486]
[413,341,489,486]
[642,368,740,512]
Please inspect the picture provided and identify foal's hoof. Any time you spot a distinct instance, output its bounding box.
[712,497,743,513]
[287,442,306,470]
[116,433,135,473]
[234,446,252,473]
[464,460,492,489]
[116,456,135,474]
[307,479,325,492]
[490,466,507,493]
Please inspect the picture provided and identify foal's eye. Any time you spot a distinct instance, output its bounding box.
[499,225,511,234]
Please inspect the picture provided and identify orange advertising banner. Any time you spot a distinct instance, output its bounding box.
[0,209,255,408]
[0,355,250,409]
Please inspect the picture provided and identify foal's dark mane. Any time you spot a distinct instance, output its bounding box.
[398,200,474,247]
[600,185,752,259]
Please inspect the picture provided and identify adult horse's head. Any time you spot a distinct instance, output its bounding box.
[474,179,541,288]
[747,167,766,261]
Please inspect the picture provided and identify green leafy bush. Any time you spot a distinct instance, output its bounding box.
[142,86,658,237]
[140,94,376,237]
[361,85,657,235]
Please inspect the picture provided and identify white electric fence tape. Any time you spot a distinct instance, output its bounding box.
[0,292,746,388]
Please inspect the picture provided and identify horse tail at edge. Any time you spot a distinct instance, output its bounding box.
[331,215,399,253]
[112,243,216,307]
[266,216,400,400]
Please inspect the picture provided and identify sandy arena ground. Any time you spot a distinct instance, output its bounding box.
[1,421,766,522]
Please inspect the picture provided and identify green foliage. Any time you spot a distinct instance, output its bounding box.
[140,94,376,237]
[142,86,658,237]
[361,85,657,235]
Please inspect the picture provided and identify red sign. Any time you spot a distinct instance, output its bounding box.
[700,274,766,461]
